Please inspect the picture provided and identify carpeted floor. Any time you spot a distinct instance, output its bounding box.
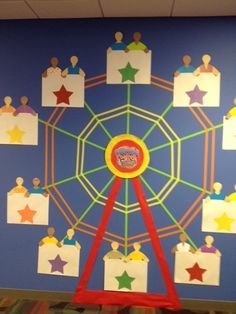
[0,298,212,314]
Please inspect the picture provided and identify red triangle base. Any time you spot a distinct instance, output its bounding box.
[73,176,181,310]
[73,290,181,309]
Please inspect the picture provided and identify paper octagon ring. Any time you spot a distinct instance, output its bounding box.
[105,134,150,178]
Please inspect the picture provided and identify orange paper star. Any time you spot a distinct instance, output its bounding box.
[18,205,37,223]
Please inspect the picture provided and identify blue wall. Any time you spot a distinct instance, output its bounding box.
[0,17,235,301]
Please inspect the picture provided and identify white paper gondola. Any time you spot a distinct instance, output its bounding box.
[38,243,80,277]
[104,259,148,292]
[106,50,151,84]
[222,116,236,150]
[7,193,49,225]
[174,252,220,286]
[0,113,38,145]
[173,73,220,107]
[42,74,84,107]
[202,199,236,233]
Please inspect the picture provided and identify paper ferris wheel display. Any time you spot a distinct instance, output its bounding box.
[40,59,225,308]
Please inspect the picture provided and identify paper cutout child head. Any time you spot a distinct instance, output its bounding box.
[62,55,85,77]
[21,96,28,106]
[198,235,221,257]
[226,184,236,202]
[33,178,40,187]
[48,227,55,237]
[115,31,123,42]
[39,227,61,247]
[202,54,211,64]
[25,177,48,198]
[0,96,15,114]
[8,176,27,195]
[70,55,79,67]
[213,182,222,193]
[126,32,149,53]
[226,98,236,120]
[16,177,24,186]
[174,55,196,77]
[127,242,149,262]
[111,241,119,251]
[4,96,12,106]
[42,57,61,77]
[108,31,127,52]
[194,54,220,76]
[13,96,36,116]
[103,241,124,261]
[50,57,59,68]
[61,228,81,249]
[67,228,75,239]
[183,55,191,66]
[133,242,141,251]
[133,32,142,43]
[171,233,195,253]
[205,182,225,202]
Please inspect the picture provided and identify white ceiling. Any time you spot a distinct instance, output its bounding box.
[0,0,236,19]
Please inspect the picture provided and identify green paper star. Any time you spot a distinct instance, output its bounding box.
[115,270,135,290]
[118,62,139,82]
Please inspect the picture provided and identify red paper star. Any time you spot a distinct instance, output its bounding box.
[53,85,73,105]
[186,262,207,282]
[17,205,37,223]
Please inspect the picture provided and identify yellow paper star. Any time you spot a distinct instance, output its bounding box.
[6,125,25,144]
[214,212,235,232]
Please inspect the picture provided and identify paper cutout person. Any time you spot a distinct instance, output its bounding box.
[8,177,27,196]
[0,96,15,114]
[61,56,85,77]
[197,235,221,257]
[171,234,195,253]
[174,55,195,77]
[107,32,127,53]
[226,184,236,202]
[125,32,149,53]
[103,241,125,261]
[194,54,220,76]
[225,98,236,120]
[127,242,149,262]
[61,228,81,249]
[13,96,36,116]
[25,178,48,198]
[42,57,62,78]
[39,227,61,247]
[205,182,225,202]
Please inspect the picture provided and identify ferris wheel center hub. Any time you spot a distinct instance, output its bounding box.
[105,134,150,179]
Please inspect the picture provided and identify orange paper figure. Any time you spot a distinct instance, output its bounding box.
[194,54,220,76]
[0,96,15,114]
[8,177,27,196]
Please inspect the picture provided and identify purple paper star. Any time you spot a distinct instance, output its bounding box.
[48,254,68,274]
[186,84,207,105]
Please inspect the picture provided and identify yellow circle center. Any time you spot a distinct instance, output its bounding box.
[105,134,150,179]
